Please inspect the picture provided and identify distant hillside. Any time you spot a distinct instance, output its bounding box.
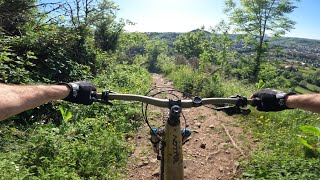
[145,31,320,66]
[270,37,320,67]
[271,37,320,50]
[145,32,181,42]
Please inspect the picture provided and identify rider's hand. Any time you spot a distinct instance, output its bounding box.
[61,81,96,105]
[251,88,295,112]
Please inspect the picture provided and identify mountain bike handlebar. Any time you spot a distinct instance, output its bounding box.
[93,91,256,179]
[95,91,258,109]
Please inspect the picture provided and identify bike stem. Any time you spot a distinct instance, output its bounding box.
[162,100,184,180]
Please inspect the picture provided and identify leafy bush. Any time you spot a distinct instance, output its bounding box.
[68,64,152,132]
[0,1,153,179]
[241,153,320,179]
[0,44,36,84]
[0,25,96,84]
[258,63,291,88]
[210,78,320,178]
[94,64,151,93]
[21,26,94,82]
[95,50,118,74]
[0,120,129,179]
[145,39,168,72]
[227,55,255,80]
[117,32,148,64]
[298,126,320,158]
[168,65,224,97]
[0,64,151,178]
[241,107,320,178]
[169,65,194,94]
[156,53,176,75]
[173,29,208,59]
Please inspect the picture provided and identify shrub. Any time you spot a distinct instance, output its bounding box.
[168,65,224,97]
[0,63,151,178]
[0,44,36,84]
[5,25,95,83]
[156,53,176,75]
[241,153,320,179]
[0,120,130,179]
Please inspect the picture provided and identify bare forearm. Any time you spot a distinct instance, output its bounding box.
[286,94,320,113]
[0,84,70,121]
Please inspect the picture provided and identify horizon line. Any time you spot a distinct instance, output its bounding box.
[123,30,320,41]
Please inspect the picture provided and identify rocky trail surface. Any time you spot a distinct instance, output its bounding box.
[126,74,255,180]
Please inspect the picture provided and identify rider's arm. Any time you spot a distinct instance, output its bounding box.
[252,88,320,113]
[286,94,320,113]
[0,81,96,121]
[0,84,70,121]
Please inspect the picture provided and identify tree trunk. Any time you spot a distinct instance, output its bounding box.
[252,45,263,82]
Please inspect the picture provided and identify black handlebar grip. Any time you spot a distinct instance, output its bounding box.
[251,98,261,107]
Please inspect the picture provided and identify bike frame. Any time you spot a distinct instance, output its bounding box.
[161,101,184,180]
[95,92,254,180]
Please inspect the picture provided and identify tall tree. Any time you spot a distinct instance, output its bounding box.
[145,39,168,72]
[117,32,149,64]
[61,0,124,69]
[94,20,123,51]
[93,3,125,52]
[224,0,299,81]
[174,28,208,59]
[0,0,37,35]
[210,20,236,72]
[174,28,218,71]
[63,0,123,42]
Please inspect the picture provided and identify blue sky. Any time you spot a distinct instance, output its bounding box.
[113,0,320,40]
[39,0,320,40]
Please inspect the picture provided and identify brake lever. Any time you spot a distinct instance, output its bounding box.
[215,106,251,116]
[92,90,113,105]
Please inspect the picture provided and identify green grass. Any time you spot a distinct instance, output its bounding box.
[219,78,256,97]
[306,83,320,93]
[218,78,320,179]
[299,68,316,75]
[240,109,320,179]
[159,58,320,179]
[166,71,320,178]
[295,86,316,94]
[0,64,152,179]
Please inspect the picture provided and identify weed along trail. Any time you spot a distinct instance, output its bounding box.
[126,74,256,180]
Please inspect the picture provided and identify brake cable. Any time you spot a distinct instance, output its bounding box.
[142,87,192,143]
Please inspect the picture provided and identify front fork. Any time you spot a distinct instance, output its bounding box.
[150,128,191,154]
[149,104,192,180]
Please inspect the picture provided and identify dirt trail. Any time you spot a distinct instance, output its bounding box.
[126,74,255,180]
